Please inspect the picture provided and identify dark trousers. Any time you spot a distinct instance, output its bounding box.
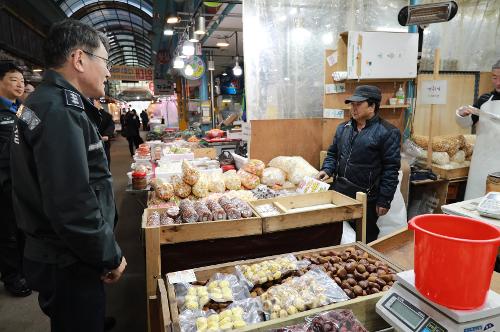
[349,202,380,243]
[127,135,141,156]
[0,183,24,284]
[24,258,105,332]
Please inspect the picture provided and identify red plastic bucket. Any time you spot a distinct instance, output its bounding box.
[409,214,500,310]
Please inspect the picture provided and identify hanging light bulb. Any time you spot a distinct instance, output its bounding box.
[232,56,242,76]
[182,41,195,56]
[188,26,199,43]
[166,14,180,24]
[195,16,206,35]
[184,64,194,76]
[222,72,228,76]
[164,28,174,36]
[173,56,184,68]
[216,40,230,47]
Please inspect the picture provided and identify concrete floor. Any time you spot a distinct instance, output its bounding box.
[0,134,147,332]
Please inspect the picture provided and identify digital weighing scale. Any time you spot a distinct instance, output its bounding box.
[376,270,500,332]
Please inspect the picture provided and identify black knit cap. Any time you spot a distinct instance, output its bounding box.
[345,85,382,104]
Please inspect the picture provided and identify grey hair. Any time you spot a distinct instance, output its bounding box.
[493,59,500,70]
[43,19,110,69]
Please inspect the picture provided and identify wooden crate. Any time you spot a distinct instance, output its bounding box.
[432,165,469,180]
[165,242,403,332]
[193,148,217,160]
[143,207,263,244]
[251,191,365,239]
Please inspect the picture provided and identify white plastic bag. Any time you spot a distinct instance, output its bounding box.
[377,171,407,238]
[261,167,286,187]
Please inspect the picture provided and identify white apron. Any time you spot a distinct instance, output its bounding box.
[465,95,500,200]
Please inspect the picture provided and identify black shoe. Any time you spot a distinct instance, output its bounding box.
[104,317,116,331]
[4,277,32,297]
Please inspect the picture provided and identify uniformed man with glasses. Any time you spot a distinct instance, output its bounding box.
[10,19,125,332]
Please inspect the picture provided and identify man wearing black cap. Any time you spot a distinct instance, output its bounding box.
[318,85,401,242]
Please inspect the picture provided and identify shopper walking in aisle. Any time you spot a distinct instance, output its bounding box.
[317,85,401,242]
[140,109,149,131]
[0,62,32,297]
[94,100,115,169]
[456,59,500,199]
[10,19,126,332]
[123,108,142,156]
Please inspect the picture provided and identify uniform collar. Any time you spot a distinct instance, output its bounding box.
[42,69,98,112]
[0,95,20,113]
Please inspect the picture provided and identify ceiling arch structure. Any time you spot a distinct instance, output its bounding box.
[53,0,152,68]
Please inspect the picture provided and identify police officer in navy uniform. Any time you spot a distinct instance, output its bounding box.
[0,62,32,297]
[10,20,126,332]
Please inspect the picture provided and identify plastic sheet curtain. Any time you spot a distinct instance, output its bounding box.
[243,0,407,120]
[420,0,500,72]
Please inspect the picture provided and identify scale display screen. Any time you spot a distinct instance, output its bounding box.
[389,299,426,329]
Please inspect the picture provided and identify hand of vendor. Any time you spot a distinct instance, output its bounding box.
[102,135,109,142]
[457,105,479,117]
[102,256,127,284]
[376,206,389,217]
[316,170,330,182]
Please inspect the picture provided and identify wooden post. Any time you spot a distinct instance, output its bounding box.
[355,192,367,243]
[427,48,441,168]
[145,226,161,297]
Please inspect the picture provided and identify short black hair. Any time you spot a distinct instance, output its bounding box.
[366,98,380,113]
[0,62,23,80]
[43,19,110,69]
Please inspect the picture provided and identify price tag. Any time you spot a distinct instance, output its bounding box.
[167,269,197,284]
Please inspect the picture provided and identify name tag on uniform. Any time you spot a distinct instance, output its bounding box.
[88,141,103,151]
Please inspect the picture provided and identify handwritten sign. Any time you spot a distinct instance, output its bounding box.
[167,269,197,284]
[323,108,345,119]
[420,80,447,105]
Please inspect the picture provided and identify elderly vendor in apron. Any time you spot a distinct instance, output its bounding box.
[456,59,500,200]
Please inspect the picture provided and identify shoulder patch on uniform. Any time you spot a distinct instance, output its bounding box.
[64,89,84,109]
[16,105,41,130]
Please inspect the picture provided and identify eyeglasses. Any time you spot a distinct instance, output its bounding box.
[82,50,113,70]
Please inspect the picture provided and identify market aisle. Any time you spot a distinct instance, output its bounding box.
[0,134,147,332]
[106,133,147,332]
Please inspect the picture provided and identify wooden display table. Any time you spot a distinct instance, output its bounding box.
[144,192,367,331]
[152,242,402,332]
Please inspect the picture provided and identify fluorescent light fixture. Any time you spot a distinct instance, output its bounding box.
[398,1,458,26]
[166,14,180,24]
[232,56,242,76]
[184,65,194,76]
[188,27,199,43]
[136,96,140,100]
[173,56,184,68]
[182,41,195,56]
[216,41,229,47]
[222,98,231,103]
[33,69,43,72]
[164,28,174,36]
[222,72,227,76]
[208,60,215,71]
[195,16,206,35]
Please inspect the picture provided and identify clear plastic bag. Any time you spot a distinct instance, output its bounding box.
[193,201,213,222]
[306,309,368,332]
[451,150,466,163]
[261,269,349,320]
[236,254,299,288]
[208,172,226,193]
[179,199,199,224]
[231,197,254,218]
[179,298,264,332]
[146,211,160,227]
[243,159,266,177]
[269,156,318,185]
[172,175,192,198]
[176,284,211,312]
[154,180,174,201]
[223,170,241,190]
[261,167,287,187]
[193,174,210,198]
[252,185,279,199]
[206,273,251,303]
[237,169,261,190]
[183,159,201,186]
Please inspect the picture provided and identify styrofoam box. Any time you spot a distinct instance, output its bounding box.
[161,153,195,162]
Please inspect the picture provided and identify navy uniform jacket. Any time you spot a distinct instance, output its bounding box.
[10,70,121,271]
